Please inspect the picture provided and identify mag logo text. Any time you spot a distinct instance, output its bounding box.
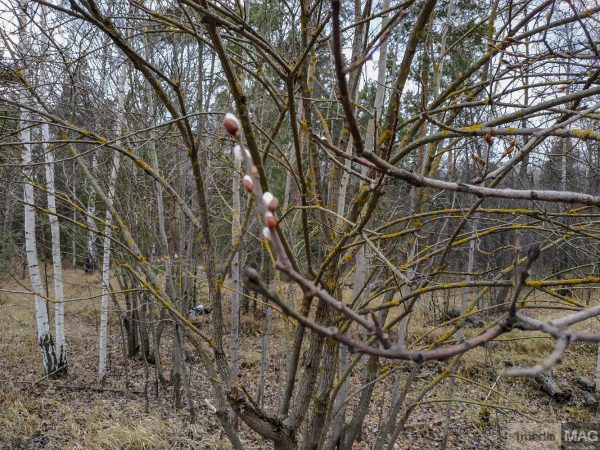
[506,422,600,449]
[562,423,600,449]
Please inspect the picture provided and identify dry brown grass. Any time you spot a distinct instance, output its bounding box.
[0,380,234,449]
[0,269,242,449]
[1,270,599,449]
[0,392,44,448]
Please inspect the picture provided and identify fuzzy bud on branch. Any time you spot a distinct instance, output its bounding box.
[242,175,254,193]
[264,211,277,229]
[263,192,278,211]
[223,113,241,137]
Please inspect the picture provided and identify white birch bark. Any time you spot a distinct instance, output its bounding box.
[17,1,57,376]
[37,3,67,374]
[87,153,98,264]
[42,123,67,372]
[98,63,125,383]
[23,121,58,375]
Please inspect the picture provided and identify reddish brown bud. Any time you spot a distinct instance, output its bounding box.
[242,175,254,193]
[251,165,260,178]
[268,196,279,211]
[223,113,241,137]
[264,211,277,229]
[263,192,278,211]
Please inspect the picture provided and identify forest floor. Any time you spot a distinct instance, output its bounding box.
[1,269,599,449]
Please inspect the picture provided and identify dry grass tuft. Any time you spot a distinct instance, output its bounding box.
[503,335,556,356]
[0,391,44,447]
[72,410,164,450]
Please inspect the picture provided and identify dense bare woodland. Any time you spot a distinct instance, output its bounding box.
[1,0,600,448]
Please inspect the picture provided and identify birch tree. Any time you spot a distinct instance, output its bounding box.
[16,0,58,377]
[42,122,66,375]
[37,4,67,375]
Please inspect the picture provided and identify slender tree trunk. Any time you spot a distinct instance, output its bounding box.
[86,153,98,265]
[302,335,337,450]
[518,9,530,184]
[376,243,418,449]
[324,245,368,450]
[145,49,168,386]
[98,63,125,383]
[278,103,304,415]
[257,296,273,406]
[17,0,58,378]
[230,0,250,385]
[42,123,67,375]
[22,110,58,377]
[441,236,474,449]
[230,155,241,381]
[35,4,67,375]
[176,324,196,422]
[323,4,392,446]
[172,325,183,408]
[72,196,77,268]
